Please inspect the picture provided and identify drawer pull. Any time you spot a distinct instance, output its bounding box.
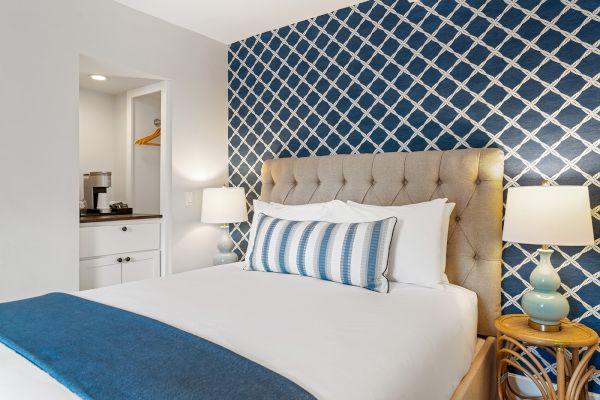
[117,257,123,263]
[121,226,128,232]
[125,257,131,262]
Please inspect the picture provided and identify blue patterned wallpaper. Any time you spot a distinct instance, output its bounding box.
[228,0,600,392]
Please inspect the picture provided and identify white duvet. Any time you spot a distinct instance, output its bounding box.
[0,263,477,400]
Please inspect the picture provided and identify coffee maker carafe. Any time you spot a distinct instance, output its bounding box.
[83,172,112,214]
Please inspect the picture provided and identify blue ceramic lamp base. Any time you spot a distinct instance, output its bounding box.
[521,248,569,332]
[213,225,239,265]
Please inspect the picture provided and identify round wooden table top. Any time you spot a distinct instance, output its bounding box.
[495,314,599,348]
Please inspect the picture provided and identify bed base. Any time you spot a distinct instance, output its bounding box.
[451,336,497,400]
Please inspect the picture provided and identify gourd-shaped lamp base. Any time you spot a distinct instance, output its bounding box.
[521,248,569,332]
[213,225,239,265]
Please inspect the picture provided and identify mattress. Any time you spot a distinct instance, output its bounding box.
[0,263,478,400]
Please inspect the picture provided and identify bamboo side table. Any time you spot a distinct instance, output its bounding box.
[496,314,598,400]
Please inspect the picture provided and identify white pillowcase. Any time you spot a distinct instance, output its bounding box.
[344,199,448,286]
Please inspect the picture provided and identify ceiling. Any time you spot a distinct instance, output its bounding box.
[113,0,369,44]
[79,55,162,94]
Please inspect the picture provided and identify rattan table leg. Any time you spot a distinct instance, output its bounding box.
[557,347,565,400]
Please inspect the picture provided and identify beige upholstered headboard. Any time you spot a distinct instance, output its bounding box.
[260,148,504,337]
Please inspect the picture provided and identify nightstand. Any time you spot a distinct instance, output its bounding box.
[495,314,598,400]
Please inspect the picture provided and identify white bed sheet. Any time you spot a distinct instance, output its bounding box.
[0,263,477,400]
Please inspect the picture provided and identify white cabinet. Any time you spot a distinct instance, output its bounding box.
[80,256,122,290]
[79,219,161,290]
[80,250,160,290]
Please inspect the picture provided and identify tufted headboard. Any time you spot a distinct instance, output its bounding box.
[260,148,504,337]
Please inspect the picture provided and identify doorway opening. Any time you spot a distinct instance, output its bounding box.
[78,55,172,288]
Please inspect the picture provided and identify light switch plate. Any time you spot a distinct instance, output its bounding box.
[185,192,193,206]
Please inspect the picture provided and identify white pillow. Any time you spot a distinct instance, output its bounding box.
[344,199,448,286]
[247,199,453,287]
[252,199,343,220]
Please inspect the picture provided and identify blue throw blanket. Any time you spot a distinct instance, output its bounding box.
[0,293,315,400]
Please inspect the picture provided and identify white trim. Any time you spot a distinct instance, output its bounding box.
[126,81,172,276]
[508,373,599,400]
[160,82,173,277]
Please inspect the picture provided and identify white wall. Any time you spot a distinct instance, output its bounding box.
[133,92,161,214]
[79,89,126,202]
[0,0,228,301]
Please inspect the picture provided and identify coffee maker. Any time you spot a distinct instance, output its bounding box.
[83,172,112,214]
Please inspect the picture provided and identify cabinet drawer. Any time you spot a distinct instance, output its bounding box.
[80,222,160,258]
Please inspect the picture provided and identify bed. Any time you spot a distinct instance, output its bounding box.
[0,148,504,399]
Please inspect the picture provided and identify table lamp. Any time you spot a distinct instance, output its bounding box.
[503,184,594,332]
[201,187,248,265]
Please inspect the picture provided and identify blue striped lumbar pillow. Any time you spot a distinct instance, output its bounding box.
[245,213,397,293]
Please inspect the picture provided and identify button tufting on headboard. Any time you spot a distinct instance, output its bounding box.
[260,148,504,337]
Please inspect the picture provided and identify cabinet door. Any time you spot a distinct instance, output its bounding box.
[121,250,160,284]
[80,256,122,290]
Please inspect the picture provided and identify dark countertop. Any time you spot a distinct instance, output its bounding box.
[80,214,162,224]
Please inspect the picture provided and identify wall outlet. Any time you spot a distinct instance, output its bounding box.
[185,192,193,206]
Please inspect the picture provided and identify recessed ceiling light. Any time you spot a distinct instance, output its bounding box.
[89,74,107,81]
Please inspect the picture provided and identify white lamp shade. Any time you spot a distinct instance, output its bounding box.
[201,187,248,224]
[503,186,594,246]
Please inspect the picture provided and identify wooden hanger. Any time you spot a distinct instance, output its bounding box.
[134,119,161,147]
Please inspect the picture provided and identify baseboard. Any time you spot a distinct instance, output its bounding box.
[508,373,599,400]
